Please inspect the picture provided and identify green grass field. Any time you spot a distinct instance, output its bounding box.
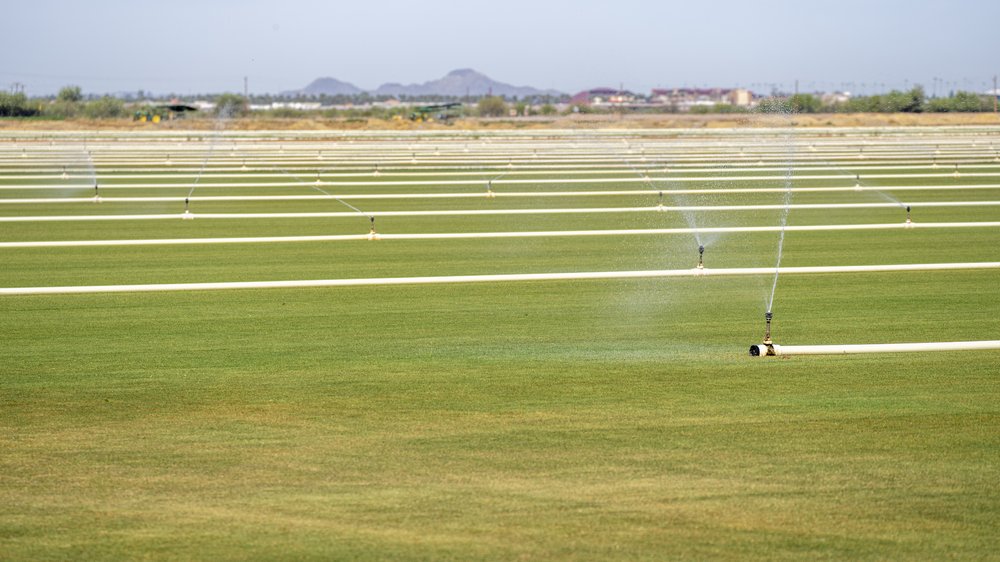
[2,128,999,560]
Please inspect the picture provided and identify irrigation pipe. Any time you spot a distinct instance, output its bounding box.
[5,184,1000,201]
[2,262,998,296]
[3,201,1000,222]
[752,340,1000,356]
[1,222,997,249]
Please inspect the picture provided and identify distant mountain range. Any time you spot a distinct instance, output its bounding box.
[285,69,563,98]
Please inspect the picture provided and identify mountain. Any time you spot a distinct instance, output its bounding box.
[373,69,562,98]
[287,77,364,96]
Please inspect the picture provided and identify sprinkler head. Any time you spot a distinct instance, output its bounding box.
[182,197,193,220]
[763,312,773,344]
[697,245,705,269]
[368,217,379,241]
[749,312,777,357]
[905,205,912,226]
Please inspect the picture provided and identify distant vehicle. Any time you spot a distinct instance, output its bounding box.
[409,102,461,122]
[133,104,198,123]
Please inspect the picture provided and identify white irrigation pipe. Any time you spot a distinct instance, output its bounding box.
[756,340,1000,356]
[1,222,997,249]
[4,184,1000,204]
[6,161,998,177]
[3,201,999,222]
[2,262,998,296]
[1,172,997,188]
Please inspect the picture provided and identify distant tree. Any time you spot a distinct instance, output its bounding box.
[926,91,991,112]
[0,92,38,117]
[82,96,126,119]
[57,86,83,103]
[788,94,822,113]
[539,103,557,116]
[477,96,508,117]
[214,93,249,117]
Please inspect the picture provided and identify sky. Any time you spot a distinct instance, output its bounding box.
[2,0,998,97]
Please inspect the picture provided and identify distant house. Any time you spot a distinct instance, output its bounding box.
[571,87,639,106]
[650,88,754,110]
[821,91,852,105]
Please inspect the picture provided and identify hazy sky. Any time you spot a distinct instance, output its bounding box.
[2,0,997,97]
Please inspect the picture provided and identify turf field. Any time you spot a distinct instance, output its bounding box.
[1,126,998,560]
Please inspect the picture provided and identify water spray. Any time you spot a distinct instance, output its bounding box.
[367,216,380,241]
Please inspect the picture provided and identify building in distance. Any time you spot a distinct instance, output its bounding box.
[650,88,754,110]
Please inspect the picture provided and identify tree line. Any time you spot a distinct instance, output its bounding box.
[2,85,996,119]
[0,86,128,118]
